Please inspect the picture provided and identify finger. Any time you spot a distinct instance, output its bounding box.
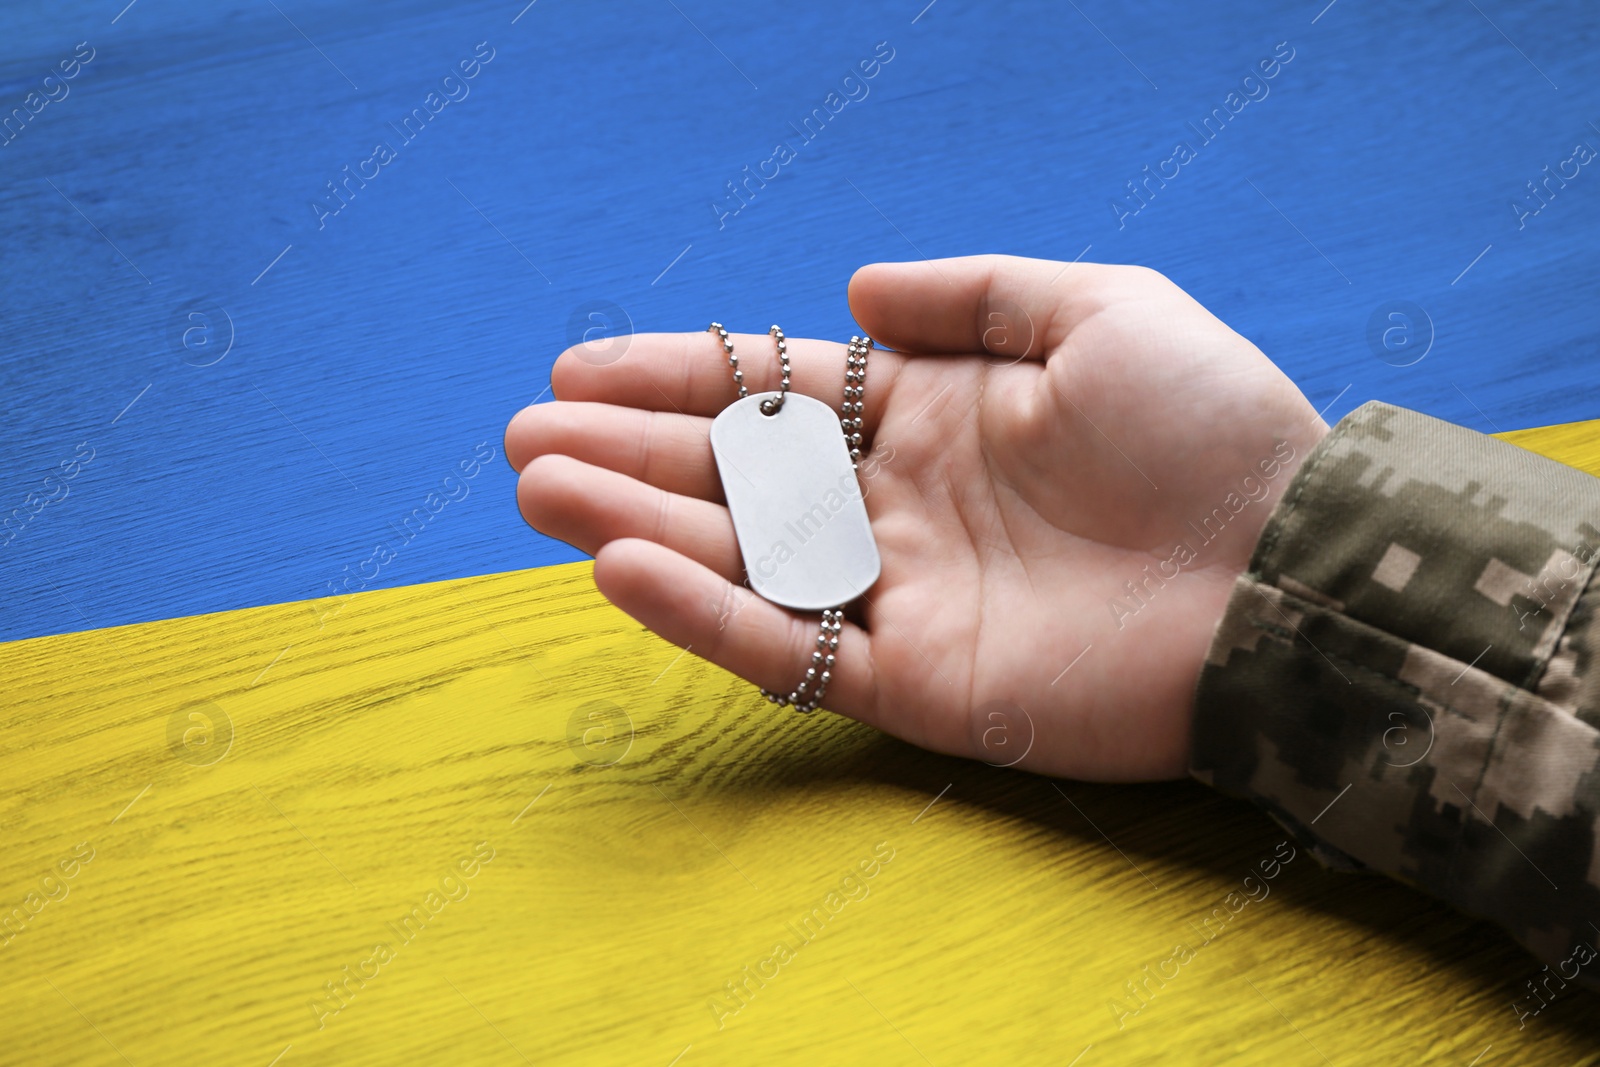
[593,537,876,719]
[550,329,901,430]
[505,400,725,502]
[848,254,1168,360]
[518,455,742,582]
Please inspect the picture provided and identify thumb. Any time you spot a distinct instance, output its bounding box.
[848,253,1136,361]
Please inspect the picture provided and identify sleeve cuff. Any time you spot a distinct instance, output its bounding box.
[1191,400,1600,976]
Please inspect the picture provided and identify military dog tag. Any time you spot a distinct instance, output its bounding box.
[710,392,881,611]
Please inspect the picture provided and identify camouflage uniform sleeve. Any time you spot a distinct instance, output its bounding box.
[1192,400,1600,988]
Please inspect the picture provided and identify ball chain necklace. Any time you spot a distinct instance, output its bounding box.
[706,324,881,713]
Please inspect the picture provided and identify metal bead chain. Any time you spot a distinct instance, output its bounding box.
[709,322,745,398]
[760,325,791,417]
[842,335,873,468]
[761,609,841,713]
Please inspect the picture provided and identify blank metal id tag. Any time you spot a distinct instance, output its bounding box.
[710,392,881,611]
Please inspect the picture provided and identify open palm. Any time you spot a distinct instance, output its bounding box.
[506,255,1327,780]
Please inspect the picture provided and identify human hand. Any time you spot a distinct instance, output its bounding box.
[506,255,1327,780]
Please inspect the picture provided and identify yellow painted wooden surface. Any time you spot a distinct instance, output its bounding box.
[4,423,1600,1066]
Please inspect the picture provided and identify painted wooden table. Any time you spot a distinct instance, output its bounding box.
[4,0,1600,1062]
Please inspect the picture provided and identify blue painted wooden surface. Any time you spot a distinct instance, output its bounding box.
[2,0,1597,642]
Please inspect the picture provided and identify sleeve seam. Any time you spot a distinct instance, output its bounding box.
[1450,680,1518,900]
[1515,557,1600,693]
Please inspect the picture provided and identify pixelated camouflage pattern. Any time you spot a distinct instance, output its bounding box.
[1192,401,1600,987]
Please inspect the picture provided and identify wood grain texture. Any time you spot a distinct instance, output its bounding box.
[3,421,1599,1065]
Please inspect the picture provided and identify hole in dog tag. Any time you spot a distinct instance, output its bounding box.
[710,392,881,611]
